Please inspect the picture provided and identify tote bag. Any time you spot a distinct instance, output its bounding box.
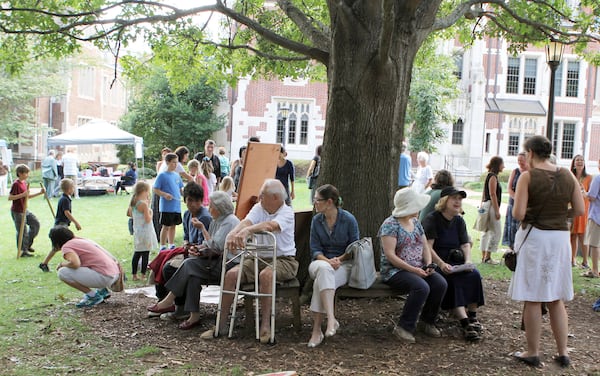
[473,200,491,232]
[345,237,377,289]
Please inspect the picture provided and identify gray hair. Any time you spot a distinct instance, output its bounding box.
[417,151,429,163]
[262,179,287,201]
[210,191,234,217]
[48,150,55,156]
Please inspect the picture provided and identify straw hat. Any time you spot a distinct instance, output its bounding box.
[392,188,431,217]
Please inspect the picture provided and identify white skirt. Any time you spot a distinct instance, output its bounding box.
[508,225,573,302]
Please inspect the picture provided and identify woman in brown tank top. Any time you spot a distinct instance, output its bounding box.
[509,136,584,369]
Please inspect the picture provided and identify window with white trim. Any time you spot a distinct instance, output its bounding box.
[453,52,464,80]
[566,61,580,97]
[78,66,95,99]
[554,60,581,98]
[276,101,311,146]
[507,117,538,156]
[452,118,464,145]
[523,58,537,95]
[506,56,538,95]
[506,57,520,94]
[77,116,92,126]
[551,120,577,160]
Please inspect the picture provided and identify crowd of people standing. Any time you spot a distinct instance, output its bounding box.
[9,134,600,371]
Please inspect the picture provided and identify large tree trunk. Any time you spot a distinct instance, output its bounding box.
[321,2,439,249]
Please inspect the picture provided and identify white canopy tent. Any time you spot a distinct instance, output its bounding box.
[48,119,144,173]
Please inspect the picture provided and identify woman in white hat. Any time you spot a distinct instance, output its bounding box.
[378,187,448,343]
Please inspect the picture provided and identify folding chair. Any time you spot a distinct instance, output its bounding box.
[216,231,277,343]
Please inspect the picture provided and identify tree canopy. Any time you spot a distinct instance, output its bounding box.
[2,1,599,238]
[0,59,68,143]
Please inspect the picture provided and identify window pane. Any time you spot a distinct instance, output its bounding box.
[454,53,463,79]
[78,66,95,98]
[523,58,537,95]
[554,63,563,97]
[300,115,308,145]
[506,57,520,94]
[508,134,520,156]
[561,122,575,159]
[452,119,463,145]
[566,61,580,97]
[288,114,297,145]
[276,118,285,144]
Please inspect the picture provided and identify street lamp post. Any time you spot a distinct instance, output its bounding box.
[545,39,565,141]
[279,106,289,146]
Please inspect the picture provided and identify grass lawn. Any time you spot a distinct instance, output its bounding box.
[0,175,598,375]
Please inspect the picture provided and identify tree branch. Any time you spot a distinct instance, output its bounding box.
[433,0,481,31]
[276,0,330,52]
[0,4,219,38]
[199,40,311,62]
[215,0,328,63]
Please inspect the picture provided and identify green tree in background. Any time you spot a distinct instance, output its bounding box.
[117,67,226,165]
[0,58,67,143]
[406,42,460,154]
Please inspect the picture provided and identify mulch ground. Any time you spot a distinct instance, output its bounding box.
[82,278,600,375]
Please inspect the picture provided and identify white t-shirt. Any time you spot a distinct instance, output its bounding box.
[62,153,79,176]
[245,202,296,257]
[207,173,217,197]
[159,162,185,174]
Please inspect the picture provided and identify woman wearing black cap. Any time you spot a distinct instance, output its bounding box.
[421,187,485,341]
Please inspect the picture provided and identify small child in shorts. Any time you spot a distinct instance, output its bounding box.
[39,178,81,271]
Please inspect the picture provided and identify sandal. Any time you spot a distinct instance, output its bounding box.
[483,258,499,265]
[582,270,599,278]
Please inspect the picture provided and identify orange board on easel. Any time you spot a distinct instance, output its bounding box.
[234,142,281,219]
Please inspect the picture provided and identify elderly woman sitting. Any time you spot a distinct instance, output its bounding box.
[147,191,240,329]
[421,187,485,341]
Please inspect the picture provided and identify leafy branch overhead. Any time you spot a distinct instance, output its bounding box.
[1,1,599,81]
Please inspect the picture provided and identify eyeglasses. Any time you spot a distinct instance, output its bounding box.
[313,198,326,203]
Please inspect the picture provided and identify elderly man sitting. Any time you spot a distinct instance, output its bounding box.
[201,179,298,343]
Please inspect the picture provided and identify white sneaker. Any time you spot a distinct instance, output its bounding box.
[160,311,190,321]
[392,326,416,343]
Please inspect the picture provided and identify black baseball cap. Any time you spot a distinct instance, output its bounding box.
[440,187,467,198]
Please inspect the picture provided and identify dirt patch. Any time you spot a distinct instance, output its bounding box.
[83,278,600,375]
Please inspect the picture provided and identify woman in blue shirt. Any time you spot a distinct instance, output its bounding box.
[307,184,359,348]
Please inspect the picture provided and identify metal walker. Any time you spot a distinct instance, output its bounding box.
[216,231,278,343]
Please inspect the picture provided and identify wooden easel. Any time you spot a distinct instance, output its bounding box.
[234,142,281,219]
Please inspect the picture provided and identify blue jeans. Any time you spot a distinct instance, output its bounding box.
[385,270,447,332]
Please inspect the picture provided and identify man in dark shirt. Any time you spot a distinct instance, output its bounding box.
[194,139,221,183]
